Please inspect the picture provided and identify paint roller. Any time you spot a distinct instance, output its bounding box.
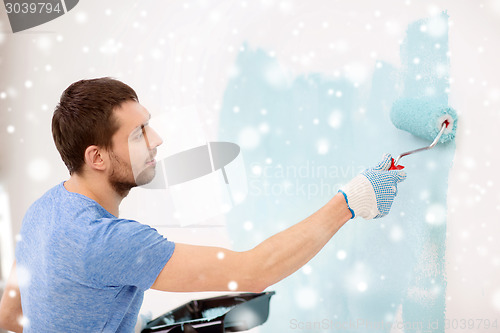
[388,98,458,170]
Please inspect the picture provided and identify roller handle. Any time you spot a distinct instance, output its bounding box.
[388,121,449,171]
[389,158,405,170]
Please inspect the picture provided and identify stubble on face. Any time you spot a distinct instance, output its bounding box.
[108,150,156,197]
[108,151,135,197]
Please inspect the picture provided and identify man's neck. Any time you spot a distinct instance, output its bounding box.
[64,174,124,217]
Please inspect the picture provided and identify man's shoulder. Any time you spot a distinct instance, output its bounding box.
[24,182,64,215]
[24,182,111,225]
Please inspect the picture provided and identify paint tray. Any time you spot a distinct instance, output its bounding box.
[141,291,275,333]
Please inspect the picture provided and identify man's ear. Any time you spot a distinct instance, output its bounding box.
[84,145,106,171]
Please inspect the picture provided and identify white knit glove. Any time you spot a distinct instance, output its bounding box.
[339,153,407,219]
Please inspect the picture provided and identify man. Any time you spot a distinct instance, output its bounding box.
[0,77,406,332]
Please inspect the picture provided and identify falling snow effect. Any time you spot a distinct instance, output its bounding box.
[26,158,51,182]
[492,289,500,311]
[294,286,319,309]
[238,126,261,150]
[218,12,454,332]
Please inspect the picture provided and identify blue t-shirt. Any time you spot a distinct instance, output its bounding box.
[15,182,176,332]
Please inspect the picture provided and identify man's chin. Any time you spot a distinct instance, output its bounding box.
[134,168,156,186]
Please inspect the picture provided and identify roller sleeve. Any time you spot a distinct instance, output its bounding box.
[390,98,457,143]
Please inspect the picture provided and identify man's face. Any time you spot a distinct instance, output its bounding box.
[107,101,162,196]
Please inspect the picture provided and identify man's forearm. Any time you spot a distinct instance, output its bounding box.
[247,192,352,290]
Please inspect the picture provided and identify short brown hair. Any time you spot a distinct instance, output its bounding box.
[52,77,138,174]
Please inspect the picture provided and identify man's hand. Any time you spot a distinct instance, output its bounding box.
[339,153,407,219]
[0,260,23,332]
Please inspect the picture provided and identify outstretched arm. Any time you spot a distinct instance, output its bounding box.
[0,260,23,333]
[151,192,351,292]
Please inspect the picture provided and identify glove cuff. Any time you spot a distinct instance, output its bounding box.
[340,174,379,220]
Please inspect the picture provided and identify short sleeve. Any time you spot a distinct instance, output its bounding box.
[84,218,175,291]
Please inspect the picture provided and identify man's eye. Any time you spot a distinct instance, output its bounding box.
[134,127,145,140]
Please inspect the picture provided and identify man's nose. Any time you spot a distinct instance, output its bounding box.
[147,127,163,148]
